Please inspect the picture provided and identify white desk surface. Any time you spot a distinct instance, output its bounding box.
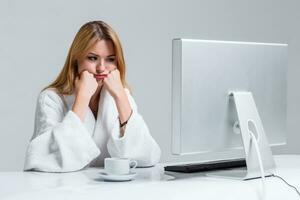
[1,155,300,200]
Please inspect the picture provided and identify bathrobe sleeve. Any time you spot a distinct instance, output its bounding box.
[24,90,100,172]
[107,89,161,167]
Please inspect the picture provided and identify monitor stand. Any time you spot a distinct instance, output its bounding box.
[207,91,276,180]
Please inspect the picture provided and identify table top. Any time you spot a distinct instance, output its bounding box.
[1,155,300,200]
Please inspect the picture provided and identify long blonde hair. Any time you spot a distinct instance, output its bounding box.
[44,21,128,95]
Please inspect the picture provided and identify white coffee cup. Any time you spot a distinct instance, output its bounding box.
[104,157,138,175]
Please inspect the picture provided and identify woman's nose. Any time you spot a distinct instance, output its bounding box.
[96,62,106,73]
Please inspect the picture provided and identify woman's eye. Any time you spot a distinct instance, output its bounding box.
[107,58,115,62]
[88,56,97,61]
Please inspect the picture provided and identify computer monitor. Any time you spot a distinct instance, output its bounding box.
[172,39,287,159]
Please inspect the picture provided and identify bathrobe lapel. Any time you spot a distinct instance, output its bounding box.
[63,89,118,160]
[63,93,96,137]
[92,89,119,162]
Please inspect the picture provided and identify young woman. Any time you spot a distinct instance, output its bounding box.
[24,21,161,172]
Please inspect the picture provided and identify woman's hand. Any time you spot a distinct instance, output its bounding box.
[103,68,132,137]
[103,68,125,99]
[72,70,98,122]
[75,70,98,100]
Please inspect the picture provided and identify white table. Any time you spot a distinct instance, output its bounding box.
[1,155,300,200]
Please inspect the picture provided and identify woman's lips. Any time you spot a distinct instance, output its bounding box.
[94,74,107,80]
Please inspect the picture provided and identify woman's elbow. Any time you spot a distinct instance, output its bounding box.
[137,145,161,167]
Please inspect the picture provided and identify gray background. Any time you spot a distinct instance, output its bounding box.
[0,0,299,171]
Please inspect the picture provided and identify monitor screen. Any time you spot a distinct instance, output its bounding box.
[172,39,287,156]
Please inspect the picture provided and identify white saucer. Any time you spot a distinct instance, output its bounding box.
[99,172,137,182]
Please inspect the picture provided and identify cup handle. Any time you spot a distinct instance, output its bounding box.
[130,160,138,169]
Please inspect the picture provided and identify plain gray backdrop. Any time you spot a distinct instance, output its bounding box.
[0,0,299,171]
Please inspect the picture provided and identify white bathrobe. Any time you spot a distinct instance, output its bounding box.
[24,88,161,172]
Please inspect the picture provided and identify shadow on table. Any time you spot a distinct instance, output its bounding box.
[164,171,207,181]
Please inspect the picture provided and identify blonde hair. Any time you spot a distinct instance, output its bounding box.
[44,21,128,95]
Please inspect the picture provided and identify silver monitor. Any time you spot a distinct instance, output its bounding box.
[172,39,287,158]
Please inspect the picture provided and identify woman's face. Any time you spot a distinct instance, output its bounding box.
[77,39,117,82]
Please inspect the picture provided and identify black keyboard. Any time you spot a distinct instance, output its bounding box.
[164,158,246,173]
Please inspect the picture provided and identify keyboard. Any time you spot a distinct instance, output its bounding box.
[164,158,246,173]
